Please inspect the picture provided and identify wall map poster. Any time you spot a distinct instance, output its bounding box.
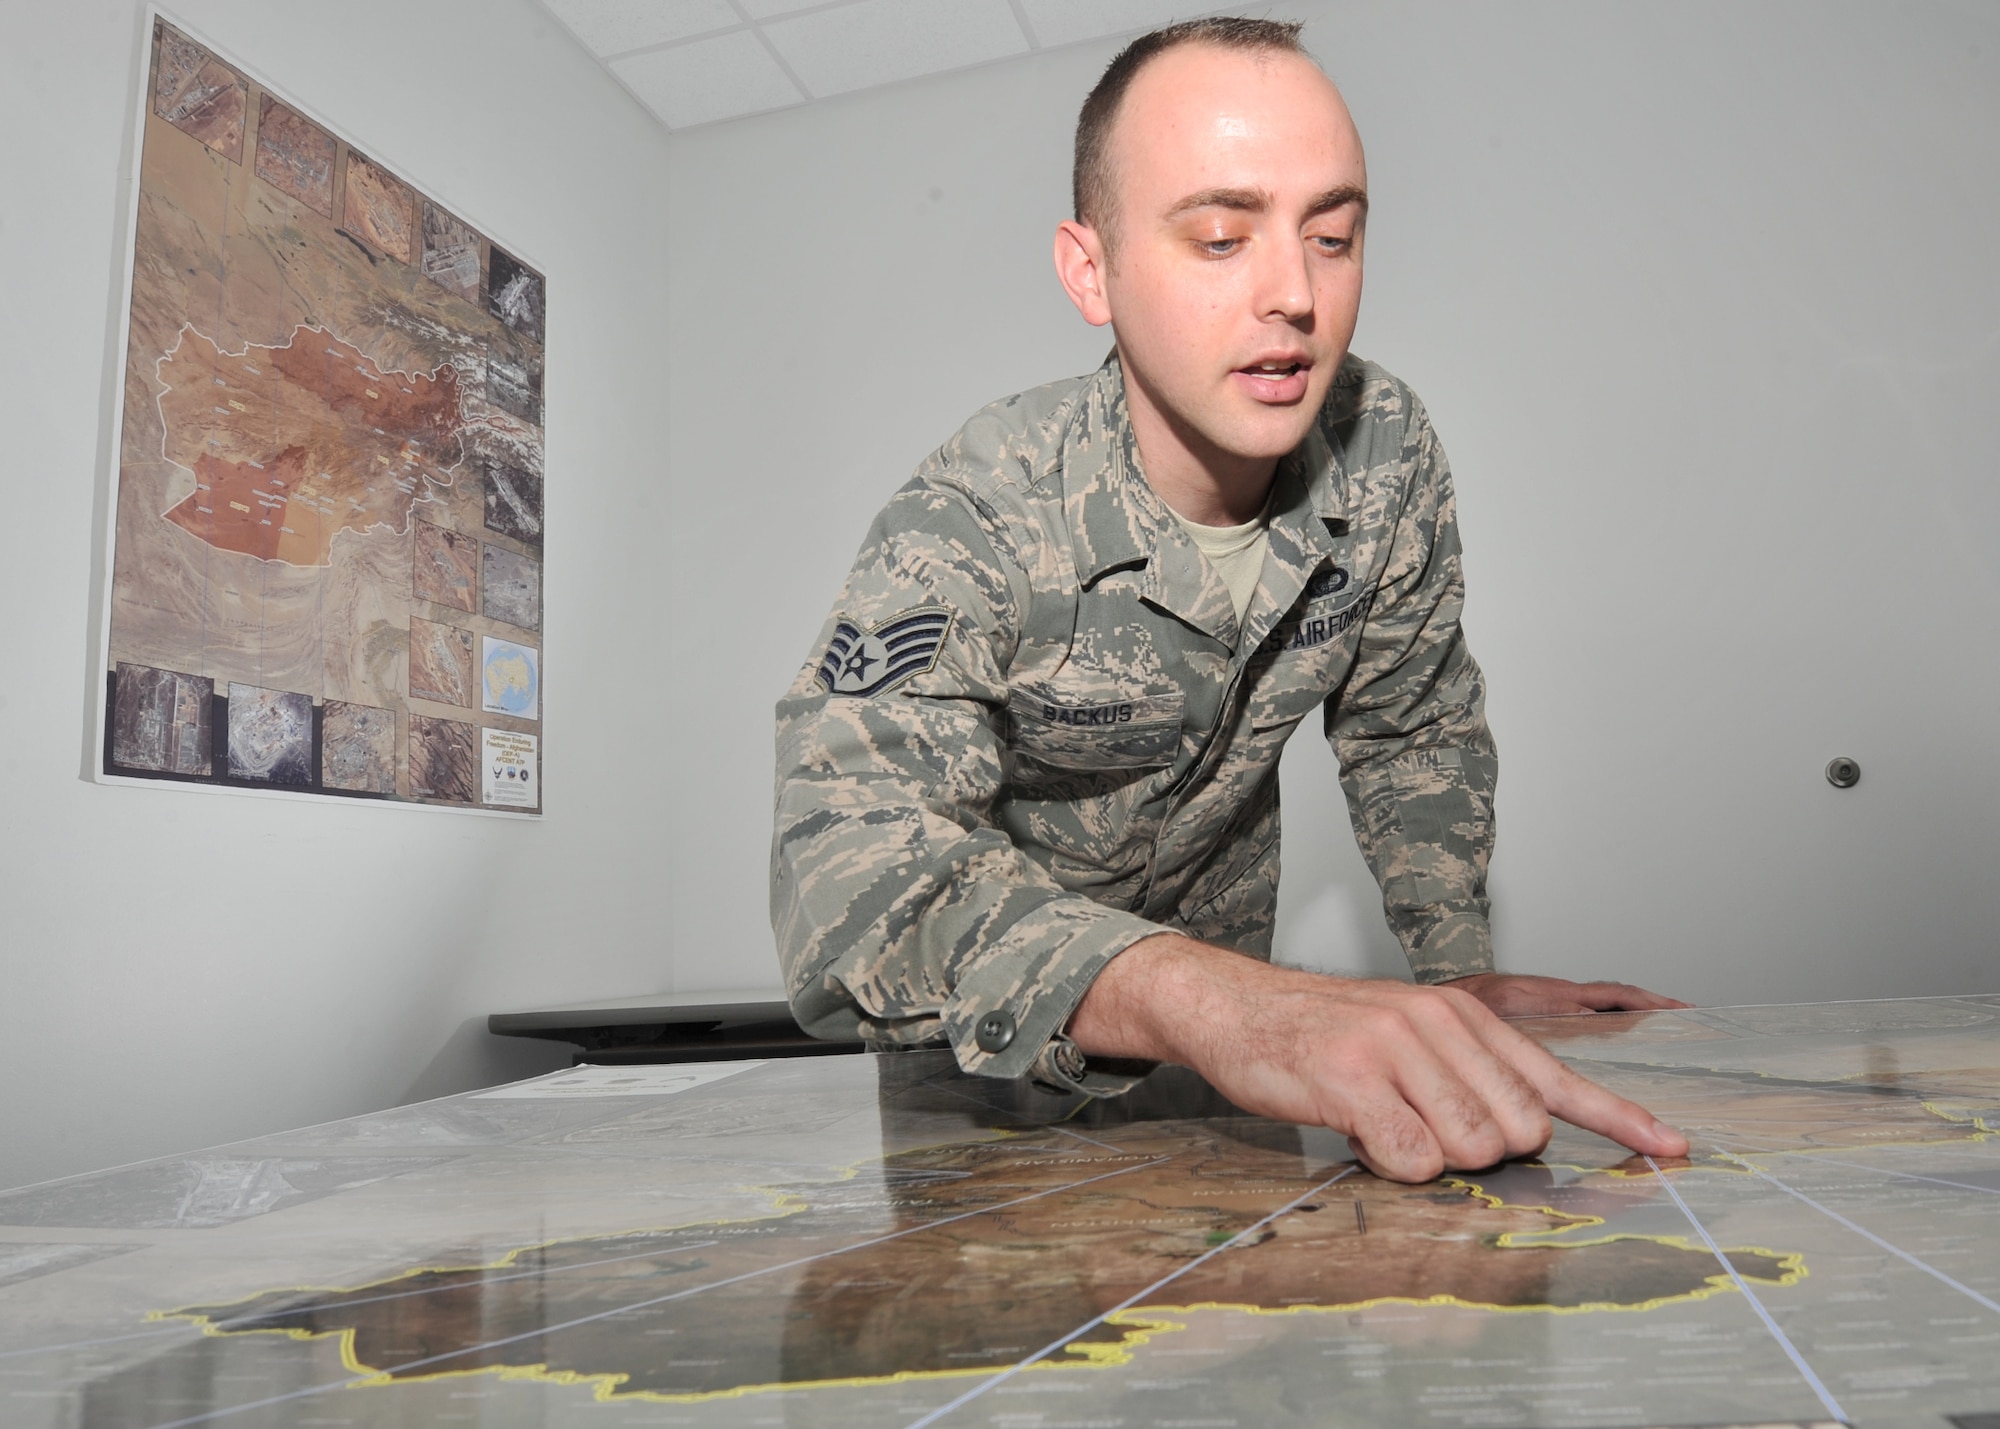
[97,14,545,813]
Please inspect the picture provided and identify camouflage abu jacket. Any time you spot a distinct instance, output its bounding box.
[772,352,1497,1096]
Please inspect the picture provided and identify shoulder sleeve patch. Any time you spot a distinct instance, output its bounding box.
[815,607,955,698]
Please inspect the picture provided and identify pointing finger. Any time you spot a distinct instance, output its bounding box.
[1539,1058,1690,1157]
[1475,1017,1690,1158]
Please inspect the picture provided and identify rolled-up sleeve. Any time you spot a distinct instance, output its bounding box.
[771,475,1159,1093]
[1328,400,1499,983]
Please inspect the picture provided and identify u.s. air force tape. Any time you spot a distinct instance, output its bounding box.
[815,607,954,698]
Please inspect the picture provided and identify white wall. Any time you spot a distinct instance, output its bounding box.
[0,0,684,1191]
[8,0,1996,1193]
[665,2,2000,1005]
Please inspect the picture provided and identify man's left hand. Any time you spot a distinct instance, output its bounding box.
[1443,974,1692,1018]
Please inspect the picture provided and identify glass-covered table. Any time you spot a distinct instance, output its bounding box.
[6,996,2000,1428]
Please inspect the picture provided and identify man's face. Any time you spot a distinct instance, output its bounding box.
[1093,46,1367,473]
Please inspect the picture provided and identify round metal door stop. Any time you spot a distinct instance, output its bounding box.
[974,1010,1017,1053]
[1825,757,1861,789]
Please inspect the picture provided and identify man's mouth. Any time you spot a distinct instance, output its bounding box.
[1233,358,1312,403]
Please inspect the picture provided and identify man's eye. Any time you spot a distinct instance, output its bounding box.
[1197,237,1242,256]
[1310,234,1351,254]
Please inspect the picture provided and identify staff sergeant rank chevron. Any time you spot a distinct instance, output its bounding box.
[816,607,955,698]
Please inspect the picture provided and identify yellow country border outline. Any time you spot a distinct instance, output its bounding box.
[143,1119,1175,1407]
[1107,1164,1808,1342]
[970,1230,1807,1382]
[1916,1099,1997,1138]
[151,1146,1810,1406]
[151,1178,832,1324]
[315,1327,1205,1406]
[146,1120,1067,1401]
[1456,1170,1809,1300]
[237,1081,2000,1407]
[144,1159,875,1379]
[150,1115,1051,1340]
[1682,1093,1993,1168]
[1640,1098,1995,1190]
[1570,1055,2000,1155]
[1013,1059,1997,1385]
[1693,1097,1996,1170]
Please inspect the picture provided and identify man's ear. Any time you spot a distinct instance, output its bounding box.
[1053,220,1113,328]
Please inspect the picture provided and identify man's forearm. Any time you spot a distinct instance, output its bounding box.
[1068,933,1376,1076]
[1066,933,1244,1065]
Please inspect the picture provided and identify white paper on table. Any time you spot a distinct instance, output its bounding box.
[471,1060,766,1100]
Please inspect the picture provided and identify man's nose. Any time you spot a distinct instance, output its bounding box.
[1253,237,1314,323]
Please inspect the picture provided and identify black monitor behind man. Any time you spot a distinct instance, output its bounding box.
[771,18,1689,1184]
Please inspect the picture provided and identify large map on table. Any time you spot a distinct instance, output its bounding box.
[5,997,2000,1428]
[97,17,544,811]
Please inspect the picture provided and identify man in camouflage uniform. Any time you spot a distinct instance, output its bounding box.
[773,19,1688,1182]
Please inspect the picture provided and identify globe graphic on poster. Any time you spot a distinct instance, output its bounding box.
[483,641,537,717]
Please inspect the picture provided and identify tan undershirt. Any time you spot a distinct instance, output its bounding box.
[1168,503,1271,625]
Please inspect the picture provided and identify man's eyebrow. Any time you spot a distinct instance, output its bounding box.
[1304,184,1369,218]
[1163,186,1271,218]
[1162,184,1370,220]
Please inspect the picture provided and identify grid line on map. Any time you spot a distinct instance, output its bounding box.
[899,1165,1359,1429]
[192,1239,726,1329]
[1052,1124,1127,1155]
[1645,1156,1849,1424]
[1722,1144,2000,1199]
[0,1323,194,1361]
[136,1156,1172,1429]
[1717,1151,2000,1316]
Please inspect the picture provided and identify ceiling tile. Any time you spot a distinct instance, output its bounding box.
[612,30,805,129]
[540,0,740,58]
[764,0,1029,99]
[1017,1,1237,49]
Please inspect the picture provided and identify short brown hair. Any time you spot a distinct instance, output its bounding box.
[1072,17,1311,250]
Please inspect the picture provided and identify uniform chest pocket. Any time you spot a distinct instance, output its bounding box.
[1006,687,1184,771]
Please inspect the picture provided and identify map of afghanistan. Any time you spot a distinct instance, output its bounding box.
[101,18,545,812]
[28,1001,1998,1429]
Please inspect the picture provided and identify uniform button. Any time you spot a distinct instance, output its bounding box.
[974,1010,1017,1053]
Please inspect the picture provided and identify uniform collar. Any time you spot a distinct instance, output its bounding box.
[1062,353,1349,648]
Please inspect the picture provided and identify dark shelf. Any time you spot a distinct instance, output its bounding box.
[488,991,863,1064]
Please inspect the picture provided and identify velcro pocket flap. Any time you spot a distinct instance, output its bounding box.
[1007,687,1183,771]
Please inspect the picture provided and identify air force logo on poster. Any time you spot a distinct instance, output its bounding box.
[816,608,953,698]
[482,728,538,808]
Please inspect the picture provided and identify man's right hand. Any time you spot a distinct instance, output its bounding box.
[1065,935,1690,1183]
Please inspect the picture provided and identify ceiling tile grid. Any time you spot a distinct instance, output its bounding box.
[1020,0,1227,49]
[611,29,804,130]
[540,0,743,55]
[538,0,1243,130]
[765,0,1029,100]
